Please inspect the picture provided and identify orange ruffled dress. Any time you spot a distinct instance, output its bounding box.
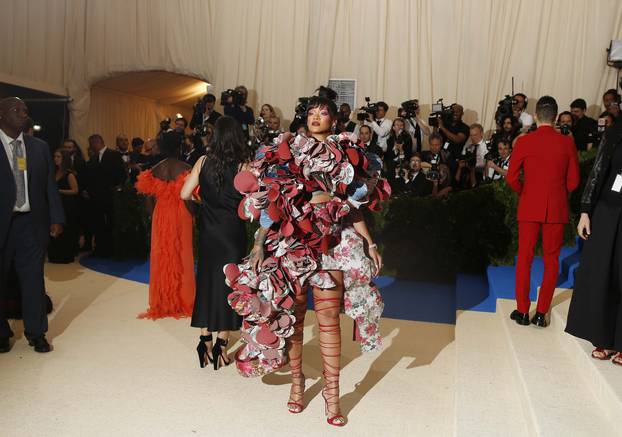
[135,170,195,319]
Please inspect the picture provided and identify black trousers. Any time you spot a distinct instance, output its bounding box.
[93,199,114,257]
[566,201,622,350]
[0,212,48,339]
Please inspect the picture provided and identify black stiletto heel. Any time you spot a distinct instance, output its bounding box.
[196,334,213,368]
[212,337,231,370]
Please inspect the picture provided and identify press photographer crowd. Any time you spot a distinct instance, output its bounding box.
[11,85,622,264]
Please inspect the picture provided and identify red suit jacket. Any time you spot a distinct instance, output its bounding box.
[506,125,580,223]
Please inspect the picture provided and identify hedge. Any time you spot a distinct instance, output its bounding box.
[112,149,597,282]
[376,148,597,281]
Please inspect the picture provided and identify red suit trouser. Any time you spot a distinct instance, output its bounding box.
[515,221,565,314]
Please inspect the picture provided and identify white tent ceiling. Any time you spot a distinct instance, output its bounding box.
[93,71,209,108]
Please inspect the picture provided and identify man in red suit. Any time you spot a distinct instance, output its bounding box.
[506,96,580,327]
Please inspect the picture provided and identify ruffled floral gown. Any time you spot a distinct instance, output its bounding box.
[224,132,390,376]
[135,170,195,319]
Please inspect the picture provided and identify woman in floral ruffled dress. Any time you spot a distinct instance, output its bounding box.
[224,88,390,427]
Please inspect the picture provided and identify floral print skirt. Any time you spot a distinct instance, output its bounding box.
[308,226,384,352]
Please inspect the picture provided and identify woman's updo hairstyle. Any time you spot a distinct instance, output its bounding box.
[307,85,339,119]
[157,131,183,158]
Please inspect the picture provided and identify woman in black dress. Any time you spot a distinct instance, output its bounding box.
[62,138,91,251]
[181,116,249,370]
[48,149,79,263]
[566,121,622,365]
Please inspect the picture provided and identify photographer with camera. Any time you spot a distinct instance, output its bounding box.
[513,93,534,131]
[436,104,469,167]
[556,111,575,139]
[181,134,202,166]
[422,133,447,166]
[357,124,382,156]
[399,99,431,153]
[485,139,512,181]
[407,153,432,197]
[267,116,281,134]
[431,163,453,198]
[461,123,488,182]
[603,88,621,122]
[490,114,520,152]
[392,162,412,196]
[361,100,391,153]
[190,93,222,130]
[386,118,413,180]
[222,85,254,137]
[454,151,477,191]
[570,98,597,151]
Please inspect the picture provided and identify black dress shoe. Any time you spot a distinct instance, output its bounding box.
[510,310,530,326]
[28,336,51,353]
[0,337,11,353]
[531,312,548,328]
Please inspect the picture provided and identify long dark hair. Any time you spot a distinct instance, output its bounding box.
[54,149,73,175]
[157,131,182,158]
[63,138,85,162]
[205,116,249,190]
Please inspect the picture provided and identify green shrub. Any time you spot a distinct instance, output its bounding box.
[114,150,596,280]
[380,150,597,279]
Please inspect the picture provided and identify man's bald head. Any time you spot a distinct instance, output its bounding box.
[0,97,28,136]
[0,96,22,110]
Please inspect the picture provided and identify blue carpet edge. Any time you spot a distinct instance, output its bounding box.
[79,239,581,324]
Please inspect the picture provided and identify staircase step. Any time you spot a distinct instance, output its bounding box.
[454,310,532,436]
[498,299,618,436]
[551,295,622,425]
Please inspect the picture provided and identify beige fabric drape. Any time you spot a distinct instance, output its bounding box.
[1,0,622,149]
[88,87,192,148]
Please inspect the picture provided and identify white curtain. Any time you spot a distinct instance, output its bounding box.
[1,0,621,149]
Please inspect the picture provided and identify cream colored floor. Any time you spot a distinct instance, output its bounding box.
[0,262,456,437]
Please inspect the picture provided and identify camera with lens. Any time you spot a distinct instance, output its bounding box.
[426,164,440,182]
[559,123,572,136]
[593,117,608,144]
[428,99,454,127]
[356,97,379,121]
[459,150,477,168]
[195,123,211,138]
[221,88,245,106]
[293,97,311,122]
[495,95,515,126]
[400,99,419,119]
[193,95,209,118]
[254,117,280,146]
[484,150,497,162]
[160,117,172,132]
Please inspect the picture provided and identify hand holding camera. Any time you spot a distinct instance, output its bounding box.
[357,97,379,122]
[221,88,246,107]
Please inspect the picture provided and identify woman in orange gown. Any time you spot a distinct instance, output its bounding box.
[135,132,195,319]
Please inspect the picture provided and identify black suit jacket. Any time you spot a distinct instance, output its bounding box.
[408,172,433,197]
[0,135,64,247]
[422,151,447,166]
[88,148,127,207]
[182,148,203,167]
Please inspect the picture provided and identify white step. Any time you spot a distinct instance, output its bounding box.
[454,310,533,437]
[551,294,622,425]
[498,299,619,436]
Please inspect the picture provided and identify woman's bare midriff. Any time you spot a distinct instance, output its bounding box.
[310,192,332,204]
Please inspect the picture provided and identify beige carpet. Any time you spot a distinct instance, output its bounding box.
[0,262,456,437]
